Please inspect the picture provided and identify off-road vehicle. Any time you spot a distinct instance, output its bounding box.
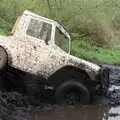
[0,10,109,104]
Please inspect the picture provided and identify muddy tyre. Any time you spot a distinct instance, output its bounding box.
[0,46,8,90]
[55,80,90,105]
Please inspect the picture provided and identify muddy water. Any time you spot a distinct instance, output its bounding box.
[93,65,120,105]
[1,65,120,120]
[30,105,120,120]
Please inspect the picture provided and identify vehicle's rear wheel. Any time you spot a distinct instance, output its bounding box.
[0,46,8,90]
[55,80,90,105]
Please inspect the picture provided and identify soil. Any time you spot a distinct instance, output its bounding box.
[0,64,120,120]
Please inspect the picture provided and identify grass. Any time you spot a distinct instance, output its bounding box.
[0,28,8,36]
[71,39,120,65]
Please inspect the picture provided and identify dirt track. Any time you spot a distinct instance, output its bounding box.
[0,64,120,120]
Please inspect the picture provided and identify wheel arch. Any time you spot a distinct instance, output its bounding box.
[49,65,89,78]
[48,65,99,97]
[48,65,94,88]
[0,45,12,65]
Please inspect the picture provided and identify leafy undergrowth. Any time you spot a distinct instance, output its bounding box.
[71,39,120,65]
[0,0,120,65]
[0,28,8,36]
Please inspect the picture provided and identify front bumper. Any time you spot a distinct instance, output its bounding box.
[98,66,110,92]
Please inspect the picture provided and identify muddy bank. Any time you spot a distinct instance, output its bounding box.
[0,64,120,120]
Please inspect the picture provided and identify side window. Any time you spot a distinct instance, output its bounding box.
[27,18,52,44]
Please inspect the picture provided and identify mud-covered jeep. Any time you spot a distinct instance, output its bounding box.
[0,10,109,104]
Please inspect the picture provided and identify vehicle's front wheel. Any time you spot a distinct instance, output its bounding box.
[0,46,8,90]
[55,80,90,105]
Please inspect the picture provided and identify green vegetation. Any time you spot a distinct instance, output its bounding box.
[0,0,120,64]
[71,39,120,65]
[0,29,7,36]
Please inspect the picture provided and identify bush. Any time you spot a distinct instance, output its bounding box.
[0,0,120,48]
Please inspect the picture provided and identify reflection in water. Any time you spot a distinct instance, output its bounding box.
[106,107,120,120]
[29,105,120,120]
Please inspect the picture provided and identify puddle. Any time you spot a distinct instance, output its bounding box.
[29,105,120,120]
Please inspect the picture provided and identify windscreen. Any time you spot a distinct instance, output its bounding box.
[55,27,69,53]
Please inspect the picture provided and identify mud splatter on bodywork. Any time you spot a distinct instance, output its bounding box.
[0,10,104,85]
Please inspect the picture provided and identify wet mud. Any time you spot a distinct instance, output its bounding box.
[93,65,120,105]
[1,64,120,120]
[30,105,120,120]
